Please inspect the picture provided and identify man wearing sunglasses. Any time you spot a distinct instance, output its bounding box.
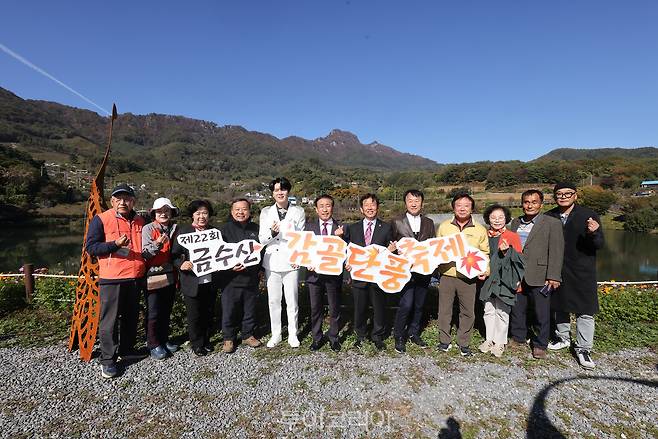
[546,182,604,369]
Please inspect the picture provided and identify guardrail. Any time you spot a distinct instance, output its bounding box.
[3,263,657,304]
[1,264,78,303]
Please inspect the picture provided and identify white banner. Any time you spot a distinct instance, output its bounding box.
[284,230,489,292]
[177,228,263,277]
[346,244,412,294]
[284,230,348,276]
[396,233,488,278]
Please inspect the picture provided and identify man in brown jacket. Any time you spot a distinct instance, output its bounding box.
[509,189,564,359]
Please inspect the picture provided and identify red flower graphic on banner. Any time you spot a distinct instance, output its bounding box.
[459,250,485,276]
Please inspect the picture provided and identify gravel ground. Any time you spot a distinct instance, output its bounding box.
[0,342,656,438]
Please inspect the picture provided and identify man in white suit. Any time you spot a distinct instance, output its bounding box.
[259,177,306,348]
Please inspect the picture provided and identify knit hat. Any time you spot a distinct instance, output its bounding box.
[553,182,577,193]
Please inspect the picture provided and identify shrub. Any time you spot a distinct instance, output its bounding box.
[0,277,27,316]
[578,186,617,215]
[623,207,657,233]
[597,285,658,350]
[598,285,658,323]
[33,277,76,311]
[446,186,472,199]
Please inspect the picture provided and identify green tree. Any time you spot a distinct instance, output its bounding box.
[578,186,617,215]
[624,208,657,232]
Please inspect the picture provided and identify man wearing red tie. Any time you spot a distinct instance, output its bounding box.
[304,195,345,352]
[344,193,394,351]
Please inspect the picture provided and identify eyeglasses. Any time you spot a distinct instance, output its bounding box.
[554,192,576,199]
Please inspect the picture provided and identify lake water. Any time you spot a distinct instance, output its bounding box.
[1,225,656,281]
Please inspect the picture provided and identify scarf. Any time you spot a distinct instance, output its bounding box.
[487,227,507,238]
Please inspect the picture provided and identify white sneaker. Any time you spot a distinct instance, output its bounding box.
[478,340,494,353]
[576,350,595,369]
[491,343,505,358]
[266,336,282,348]
[548,339,570,350]
[288,337,300,348]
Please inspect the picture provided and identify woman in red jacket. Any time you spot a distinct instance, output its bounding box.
[142,197,179,360]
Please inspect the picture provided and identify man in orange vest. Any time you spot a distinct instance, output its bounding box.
[86,184,146,379]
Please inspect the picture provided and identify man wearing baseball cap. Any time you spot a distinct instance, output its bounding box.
[86,183,146,378]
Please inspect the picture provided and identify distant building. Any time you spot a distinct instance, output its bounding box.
[640,180,658,189]
[245,192,268,203]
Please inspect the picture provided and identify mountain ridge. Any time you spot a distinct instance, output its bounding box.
[535,147,658,161]
[0,87,437,173]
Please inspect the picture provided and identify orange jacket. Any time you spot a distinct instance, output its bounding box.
[96,209,146,280]
[143,222,175,270]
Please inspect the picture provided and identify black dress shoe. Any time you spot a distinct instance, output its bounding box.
[374,340,386,351]
[193,347,207,357]
[310,340,323,351]
[330,341,341,352]
[394,339,406,354]
[410,335,428,348]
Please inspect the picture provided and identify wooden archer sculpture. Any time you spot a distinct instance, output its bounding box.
[68,104,117,362]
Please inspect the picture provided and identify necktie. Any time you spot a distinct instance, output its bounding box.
[364,221,373,246]
[277,208,287,221]
[322,222,328,236]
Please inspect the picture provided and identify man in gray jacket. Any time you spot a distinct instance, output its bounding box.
[509,189,564,359]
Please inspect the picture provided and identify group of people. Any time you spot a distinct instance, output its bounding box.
[86,178,604,379]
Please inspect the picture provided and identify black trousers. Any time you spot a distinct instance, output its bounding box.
[99,280,140,366]
[308,277,341,343]
[221,284,258,341]
[394,280,428,340]
[183,283,218,350]
[144,283,176,349]
[510,283,551,349]
[352,283,386,342]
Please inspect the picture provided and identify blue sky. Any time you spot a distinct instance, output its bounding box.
[2,1,658,163]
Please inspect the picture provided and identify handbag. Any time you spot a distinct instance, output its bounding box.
[147,274,170,291]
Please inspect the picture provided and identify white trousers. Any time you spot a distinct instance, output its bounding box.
[483,297,511,345]
[265,268,299,340]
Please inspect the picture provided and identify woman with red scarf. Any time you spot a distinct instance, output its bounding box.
[478,204,524,358]
[171,200,222,357]
[142,197,180,360]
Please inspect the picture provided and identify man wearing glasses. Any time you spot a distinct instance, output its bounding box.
[509,189,564,359]
[545,182,604,369]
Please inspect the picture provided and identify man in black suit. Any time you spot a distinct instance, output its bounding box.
[344,193,394,351]
[305,194,344,352]
[390,189,436,353]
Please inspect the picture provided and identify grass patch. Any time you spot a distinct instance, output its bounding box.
[599,212,625,230]
[0,307,70,347]
[320,375,337,386]
[193,367,217,382]
[0,280,655,361]
[245,377,259,388]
